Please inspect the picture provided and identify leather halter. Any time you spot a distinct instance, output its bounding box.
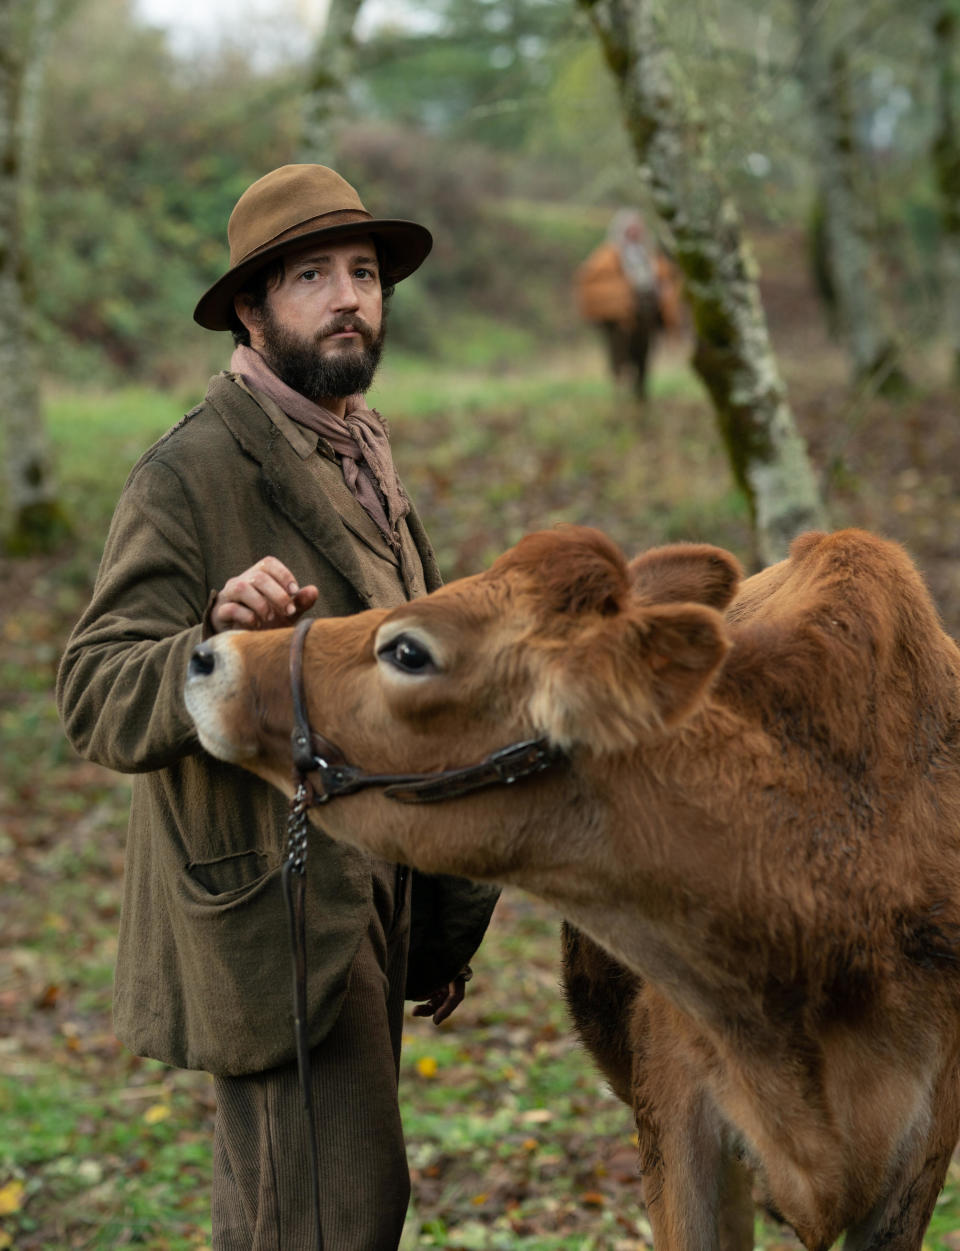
[287,615,567,804]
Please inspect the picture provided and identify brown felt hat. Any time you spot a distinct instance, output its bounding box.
[193,164,433,331]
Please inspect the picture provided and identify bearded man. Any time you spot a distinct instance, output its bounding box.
[56,165,499,1251]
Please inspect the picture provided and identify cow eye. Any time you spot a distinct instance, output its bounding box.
[377,633,437,675]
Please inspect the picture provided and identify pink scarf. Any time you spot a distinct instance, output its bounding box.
[231,345,409,546]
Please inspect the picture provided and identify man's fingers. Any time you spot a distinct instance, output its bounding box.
[410,975,468,1026]
[214,600,259,630]
[432,981,465,1025]
[211,560,314,632]
[254,556,301,595]
[290,585,319,618]
[243,568,300,619]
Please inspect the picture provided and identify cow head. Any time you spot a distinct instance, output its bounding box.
[184,528,737,875]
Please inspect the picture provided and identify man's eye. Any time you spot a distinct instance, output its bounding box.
[378,634,436,674]
[300,269,319,281]
[355,267,375,280]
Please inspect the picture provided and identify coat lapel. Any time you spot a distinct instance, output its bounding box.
[306,450,401,567]
[206,373,379,606]
[405,503,442,592]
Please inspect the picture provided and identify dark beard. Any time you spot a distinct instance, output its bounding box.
[258,308,386,402]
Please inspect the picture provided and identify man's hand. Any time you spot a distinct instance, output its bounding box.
[210,557,319,633]
[412,966,473,1026]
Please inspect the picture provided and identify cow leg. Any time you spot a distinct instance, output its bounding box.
[638,1089,753,1251]
[560,922,643,1107]
[561,938,753,1251]
[845,1064,960,1251]
[842,1148,952,1251]
[716,1151,755,1251]
[635,1007,754,1251]
[843,1130,958,1251]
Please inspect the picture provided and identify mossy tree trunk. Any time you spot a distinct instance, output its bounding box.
[930,0,960,383]
[0,0,70,554]
[793,0,909,395]
[578,0,826,566]
[299,0,366,165]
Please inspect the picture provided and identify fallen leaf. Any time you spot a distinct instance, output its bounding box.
[581,1190,607,1208]
[0,1179,25,1216]
[35,983,61,1010]
[143,1104,171,1125]
[415,1056,438,1079]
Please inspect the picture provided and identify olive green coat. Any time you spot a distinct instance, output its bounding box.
[56,373,498,1076]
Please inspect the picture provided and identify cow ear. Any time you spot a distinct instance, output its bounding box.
[528,601,731,753]
[628,544,743,611]
[638,602,732,726]
[490,525,630,618]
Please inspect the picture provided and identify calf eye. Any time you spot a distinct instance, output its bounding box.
[378,633,437,675]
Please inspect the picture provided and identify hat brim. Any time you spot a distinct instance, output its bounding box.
[193,217,433,331]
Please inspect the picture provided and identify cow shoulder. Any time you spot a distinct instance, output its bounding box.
[721,529,960,766]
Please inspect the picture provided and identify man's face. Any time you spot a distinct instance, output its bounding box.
[242,235,386,402]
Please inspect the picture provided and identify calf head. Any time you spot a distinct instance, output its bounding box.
[184,527,737,873]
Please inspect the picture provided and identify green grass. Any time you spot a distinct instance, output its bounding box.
[45,387,182,530]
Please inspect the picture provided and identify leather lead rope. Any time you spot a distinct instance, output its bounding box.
[283,786,323,1251]
[284,626,324,1250]
[282,617,567,1251]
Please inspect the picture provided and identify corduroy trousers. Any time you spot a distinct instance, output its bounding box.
[211,865,411,1251]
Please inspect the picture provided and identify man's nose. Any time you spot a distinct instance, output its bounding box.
[330,267,360,310]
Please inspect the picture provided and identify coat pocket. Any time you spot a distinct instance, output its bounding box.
[169,842,372,1075]
[185,849,274,899]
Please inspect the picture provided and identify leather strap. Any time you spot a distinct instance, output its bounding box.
[281,851,323,1249]
[289,618,567,806]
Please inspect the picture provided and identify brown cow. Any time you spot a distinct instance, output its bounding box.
[184,526,960,1251]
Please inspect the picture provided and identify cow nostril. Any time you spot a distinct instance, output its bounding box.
[189,642,217,678]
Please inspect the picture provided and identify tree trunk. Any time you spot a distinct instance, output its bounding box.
[793,0,909,395]
[0,0,69,554]
[299,0,366,165]
[578,0,826,566]
[930,0,960,383]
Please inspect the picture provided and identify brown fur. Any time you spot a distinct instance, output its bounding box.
[185,526,960,1251]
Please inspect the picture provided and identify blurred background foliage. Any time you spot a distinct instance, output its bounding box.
[24,0,944,390]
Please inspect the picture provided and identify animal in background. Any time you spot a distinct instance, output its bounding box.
[575,210,682,399]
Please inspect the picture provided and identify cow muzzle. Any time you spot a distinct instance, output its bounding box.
[184,635,259,763]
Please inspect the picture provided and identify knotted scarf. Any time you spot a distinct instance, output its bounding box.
[231,344,410,547]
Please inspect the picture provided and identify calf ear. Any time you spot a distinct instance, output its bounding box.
[628,544,742,611]
[639,602,732,726]
[528,601,731,753]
